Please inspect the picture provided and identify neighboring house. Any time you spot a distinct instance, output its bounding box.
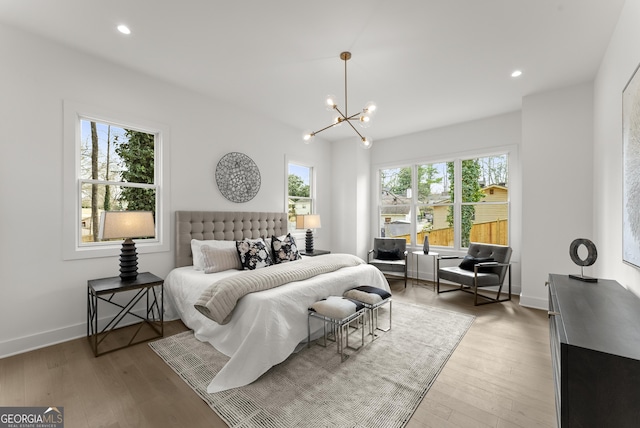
[379,190,411,236]
[432,184,508,229]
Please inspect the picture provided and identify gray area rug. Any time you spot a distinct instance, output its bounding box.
[149,302,474,428]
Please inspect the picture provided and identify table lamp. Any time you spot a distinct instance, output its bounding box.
[296,214,321,253]
[99,211,155,280]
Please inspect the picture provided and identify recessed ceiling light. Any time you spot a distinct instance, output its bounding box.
[117,24,131,35]
[511,70,523,78]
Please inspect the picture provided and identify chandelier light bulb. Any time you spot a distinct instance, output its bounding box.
[364,101,377,115]
[333,114,344,126]
[359,114,372,128]
[360,136,373,149]
[325,94,338,111]
[302,131,315,144]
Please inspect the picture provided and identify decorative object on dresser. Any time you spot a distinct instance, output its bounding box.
[568,238,598,282]
[547,274,640,427]
[296,214,321,254]
[99,210,155,280]
[302,51,376,149]
[215,152,261,203]
[88,272,163,356]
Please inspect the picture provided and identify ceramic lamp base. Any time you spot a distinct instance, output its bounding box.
[119,238,139,280]
[305,229,314,254]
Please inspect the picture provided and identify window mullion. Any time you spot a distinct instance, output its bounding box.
[453,158,462,250]
[411,165,418,247]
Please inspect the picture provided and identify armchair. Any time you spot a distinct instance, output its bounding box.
[367,238,408,287]
[436,243,512,305]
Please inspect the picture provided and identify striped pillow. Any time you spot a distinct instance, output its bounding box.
[201,245,242,273]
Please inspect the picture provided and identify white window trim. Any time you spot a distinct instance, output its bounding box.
[62,100,171,260]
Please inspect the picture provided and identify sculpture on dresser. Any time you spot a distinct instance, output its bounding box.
[568,238,598,282]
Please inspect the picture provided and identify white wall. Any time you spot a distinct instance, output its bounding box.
[367,111,523,293]
[594,0,640,294]
[330,139,371,259]
[0,24,332,357]
[520,83,595,308]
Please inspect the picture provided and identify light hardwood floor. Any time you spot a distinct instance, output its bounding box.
[0,279,556,428]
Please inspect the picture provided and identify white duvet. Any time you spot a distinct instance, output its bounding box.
[163,255,390,393]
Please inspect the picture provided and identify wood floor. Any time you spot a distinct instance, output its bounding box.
[0,279,556,428]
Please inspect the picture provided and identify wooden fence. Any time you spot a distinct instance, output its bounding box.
[396,219,508,246]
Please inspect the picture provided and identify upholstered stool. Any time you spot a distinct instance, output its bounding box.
[343,285,392,340]
[307,296,366,361]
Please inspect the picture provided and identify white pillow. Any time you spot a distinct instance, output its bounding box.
[191,239,236,270]
[201,245,242,273]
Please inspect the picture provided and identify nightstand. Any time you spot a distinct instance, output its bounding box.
[87,272,163,357]
[300,249,331,256]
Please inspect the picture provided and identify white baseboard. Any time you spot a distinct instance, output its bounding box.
[518,294,548,310]
[0,308,151,358]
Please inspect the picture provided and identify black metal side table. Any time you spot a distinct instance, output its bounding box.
[87,272,163,357]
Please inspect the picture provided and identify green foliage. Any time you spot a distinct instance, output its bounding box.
[382,165,442,202]
[417,164,442,201]
[446,159,485,247]
[115,130,155,212]
[288,174,310,197]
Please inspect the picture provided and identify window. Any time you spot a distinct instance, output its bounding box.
[79,120,157,244]
[287,162,314,231]
[378,153,509,250]
[63,101,170,259]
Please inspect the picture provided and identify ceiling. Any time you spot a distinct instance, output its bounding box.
[0,0,626,142]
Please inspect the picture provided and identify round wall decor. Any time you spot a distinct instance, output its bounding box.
[215,152,261,203]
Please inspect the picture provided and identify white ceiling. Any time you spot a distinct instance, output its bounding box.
[0,0,625,142]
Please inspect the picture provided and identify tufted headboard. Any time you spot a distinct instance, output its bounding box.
[175,211,288,268]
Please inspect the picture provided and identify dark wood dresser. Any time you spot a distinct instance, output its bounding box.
[548,274,640,427]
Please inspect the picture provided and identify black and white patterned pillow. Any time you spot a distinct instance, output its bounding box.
[236,238,273,270]
[271,233,302,264]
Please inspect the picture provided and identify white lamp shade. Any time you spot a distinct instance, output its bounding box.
[99,211,155,240]
[296,214,321,230]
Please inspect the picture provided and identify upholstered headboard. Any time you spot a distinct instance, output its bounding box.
[175,211,288,268]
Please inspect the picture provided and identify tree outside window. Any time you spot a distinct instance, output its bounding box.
[287,163,313,231]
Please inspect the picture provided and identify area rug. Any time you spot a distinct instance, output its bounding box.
[149,302,474,428]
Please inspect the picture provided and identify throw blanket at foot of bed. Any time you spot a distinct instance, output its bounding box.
[195,254,364,324]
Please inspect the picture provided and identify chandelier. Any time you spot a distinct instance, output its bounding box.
[303,52,377,149]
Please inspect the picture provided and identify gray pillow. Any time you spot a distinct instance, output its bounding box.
[201,245,242,273]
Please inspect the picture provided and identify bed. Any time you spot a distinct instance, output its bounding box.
[163,211,391,393]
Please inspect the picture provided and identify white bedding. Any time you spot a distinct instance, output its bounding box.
[163,255,390,393]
